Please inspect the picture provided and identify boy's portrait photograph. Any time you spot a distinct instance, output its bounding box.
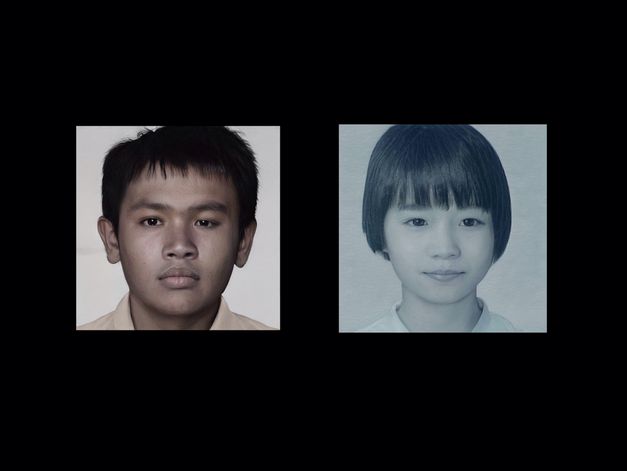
[339,124,547,333]
[76,126,280,330]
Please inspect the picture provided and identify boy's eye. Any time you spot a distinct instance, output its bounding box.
[195,220,218,228]
[406,218,427,227]
[461,218,484,227]
[141,218,162,226]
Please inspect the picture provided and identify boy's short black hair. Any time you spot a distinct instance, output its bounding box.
[101,126,258,239]
[362,125,511,262]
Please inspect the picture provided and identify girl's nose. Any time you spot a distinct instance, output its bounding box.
[429,227,461,259]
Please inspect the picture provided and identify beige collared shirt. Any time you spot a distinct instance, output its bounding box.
[77,292,276,330]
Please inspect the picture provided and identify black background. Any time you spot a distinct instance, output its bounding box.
[26,70,584,411]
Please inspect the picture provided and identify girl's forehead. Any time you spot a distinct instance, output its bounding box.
[394,185,469,206]
[390,204,491,217]
[391,187,491,213]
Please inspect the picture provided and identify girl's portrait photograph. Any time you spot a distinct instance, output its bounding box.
[339,124,547,333]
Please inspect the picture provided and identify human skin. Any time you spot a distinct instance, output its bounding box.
[382,202,494,332]
[98,166,256,330]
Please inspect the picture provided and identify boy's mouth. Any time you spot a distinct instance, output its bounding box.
[158,267,200,280]
[158,267,200,289]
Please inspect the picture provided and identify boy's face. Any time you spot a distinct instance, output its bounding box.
[382,202,494,306]
[100,166,254,319]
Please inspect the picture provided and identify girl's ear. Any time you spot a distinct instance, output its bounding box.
[97,217,121,264]
[376,249,390,261]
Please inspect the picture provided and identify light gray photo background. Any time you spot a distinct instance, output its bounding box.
[77,126,280,329]
[339,124,547,332]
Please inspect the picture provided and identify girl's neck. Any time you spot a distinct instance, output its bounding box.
[397,290,482,332]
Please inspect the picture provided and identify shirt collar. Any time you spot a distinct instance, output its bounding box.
[388,298,490,332]
[471,298,493,332]
[110,292,237,330]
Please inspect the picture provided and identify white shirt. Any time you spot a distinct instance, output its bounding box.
[77,292,276,330]
[357,298,520,332]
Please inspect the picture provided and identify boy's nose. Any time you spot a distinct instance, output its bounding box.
[165,246,198,259]
[163,229,198,259]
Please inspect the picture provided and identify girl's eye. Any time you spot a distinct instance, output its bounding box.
[406,218,427,227]
[461,218,484,227]
[142,218,161,226]
[195,220,218,228]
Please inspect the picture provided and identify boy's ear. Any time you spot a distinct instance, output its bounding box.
[97,217,121,264]
[235,220,257,268]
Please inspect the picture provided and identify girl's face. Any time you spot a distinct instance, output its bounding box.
[382,202,495,305]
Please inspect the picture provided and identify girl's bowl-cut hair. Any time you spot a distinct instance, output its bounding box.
[362,125,511,262]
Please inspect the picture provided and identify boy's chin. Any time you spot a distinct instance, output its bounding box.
[156,299,210,317]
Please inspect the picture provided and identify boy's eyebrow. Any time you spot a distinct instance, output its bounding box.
[188,202,229,213]
[129,200,229,213]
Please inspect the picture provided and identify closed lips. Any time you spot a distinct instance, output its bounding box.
[159,267,200,279]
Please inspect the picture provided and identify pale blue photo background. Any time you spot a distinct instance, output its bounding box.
[339,124,547,332]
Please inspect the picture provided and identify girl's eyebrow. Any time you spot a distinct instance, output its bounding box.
[397,203,432,211]
[396,203,488,213]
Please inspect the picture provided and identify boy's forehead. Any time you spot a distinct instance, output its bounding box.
[122,166,237,210]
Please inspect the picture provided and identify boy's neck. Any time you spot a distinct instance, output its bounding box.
[397,291,481,333]
[129,294,220,330]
